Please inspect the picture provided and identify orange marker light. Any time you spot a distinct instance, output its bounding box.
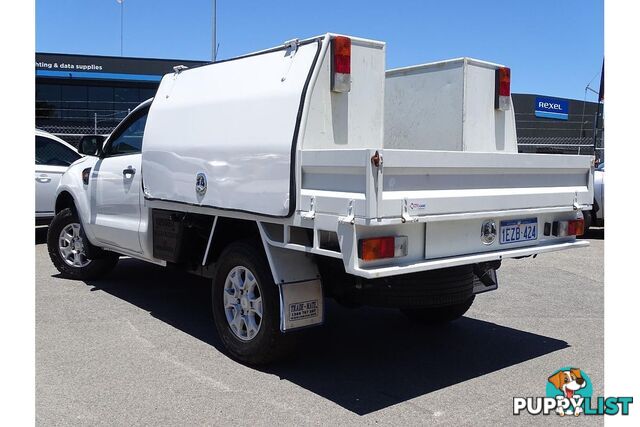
[359,236,396,261]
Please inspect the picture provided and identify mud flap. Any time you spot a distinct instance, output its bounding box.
[278,279,324,332]
[256,222,324,332]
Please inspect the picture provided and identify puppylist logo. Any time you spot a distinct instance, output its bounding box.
[513,367,633,417]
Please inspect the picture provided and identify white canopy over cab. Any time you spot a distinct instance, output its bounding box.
[142,39,322,217]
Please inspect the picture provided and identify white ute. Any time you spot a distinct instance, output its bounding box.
[47,34,593,364]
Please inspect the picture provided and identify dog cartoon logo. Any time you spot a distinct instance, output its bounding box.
[547,368,589,416]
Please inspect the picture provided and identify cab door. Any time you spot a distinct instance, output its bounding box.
[89,107,148,253]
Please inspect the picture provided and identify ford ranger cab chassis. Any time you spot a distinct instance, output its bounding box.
[48,34,593,364]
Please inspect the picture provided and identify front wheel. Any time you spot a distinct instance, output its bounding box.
[47,208,119,280]
[401,296,475,324]
[211,240,295,365]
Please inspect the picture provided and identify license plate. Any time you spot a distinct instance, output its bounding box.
[500,218,538,244]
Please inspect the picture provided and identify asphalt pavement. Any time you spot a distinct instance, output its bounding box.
[35,227,604,426]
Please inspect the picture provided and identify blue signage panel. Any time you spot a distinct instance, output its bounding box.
[535,96,569,120]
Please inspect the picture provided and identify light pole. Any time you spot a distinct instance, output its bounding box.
[212,0,217,61]
[117,0,124,56]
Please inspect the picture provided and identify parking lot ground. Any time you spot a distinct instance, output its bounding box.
[36,228,604,425]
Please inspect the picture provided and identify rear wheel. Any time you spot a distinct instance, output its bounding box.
[211,240,294,365]
[47,208,119,280]
[401,296,475,324]
[583,210,593,233]
[339,265,475,309]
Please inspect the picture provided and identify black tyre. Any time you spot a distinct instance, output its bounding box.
[402,296,475,324]
[211,239,294,365]
[583,210,593,233]
[47,208,119,280]
[344,265,475,309]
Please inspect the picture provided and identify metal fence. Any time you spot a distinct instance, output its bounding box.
[42,129,605,154]
[517,135,604,158]
[37,110,129,146]
[37,104,605,157]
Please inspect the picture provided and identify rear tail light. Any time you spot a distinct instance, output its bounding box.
[332,36,351,93]
[551,219,584,237]
[568,219,585,236]
[495,67,511,110]
[359,236,408,261]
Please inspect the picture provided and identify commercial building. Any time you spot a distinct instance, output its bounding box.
[513,94,603,159]
[36,52,603,158]
[36,52,206,144]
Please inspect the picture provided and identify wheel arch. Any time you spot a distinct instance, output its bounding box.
[204,217,262,265]
[55,191,77,215]
[203,217,321,285]
[53,189,97,245]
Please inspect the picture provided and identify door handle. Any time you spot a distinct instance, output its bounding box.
[123,167,136,177]
[35,174,51,183]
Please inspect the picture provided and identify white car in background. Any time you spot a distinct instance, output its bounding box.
[584,162,604,231]
[35,129,82,225]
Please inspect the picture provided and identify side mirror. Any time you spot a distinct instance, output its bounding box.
[78,135,106,156]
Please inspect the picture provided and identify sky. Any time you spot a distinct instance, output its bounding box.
[36,0,603,101]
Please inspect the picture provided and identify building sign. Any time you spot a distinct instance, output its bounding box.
[535,96,569,120]
[35,53,207,82]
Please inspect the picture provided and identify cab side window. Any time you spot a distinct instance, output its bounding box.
[107,111,148,156]
[35,136,81,166]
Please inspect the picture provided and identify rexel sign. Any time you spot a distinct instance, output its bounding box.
[535,96,569,120]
